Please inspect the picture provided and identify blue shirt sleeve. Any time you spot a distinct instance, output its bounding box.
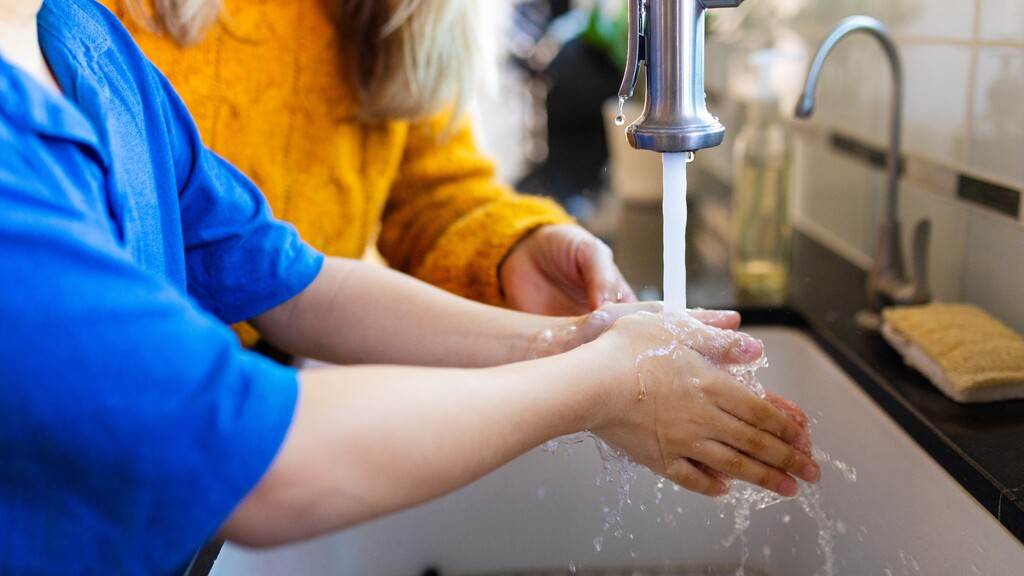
[91,17,325,325]
[153,69,323,323]
[0,2,325,574]
[0,136,300,575]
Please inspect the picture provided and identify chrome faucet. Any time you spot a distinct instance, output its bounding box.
[794,15,931,320]
[618,0,745,153]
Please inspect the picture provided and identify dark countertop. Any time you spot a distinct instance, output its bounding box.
[594,170,1024,544]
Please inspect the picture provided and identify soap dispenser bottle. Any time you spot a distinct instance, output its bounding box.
[731,50,793,305]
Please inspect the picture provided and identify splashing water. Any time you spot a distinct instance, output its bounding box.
[713,354,856,576]
[814,447,858,482]
[544,432,640,544]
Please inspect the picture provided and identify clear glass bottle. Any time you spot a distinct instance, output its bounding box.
[731,50,793,305]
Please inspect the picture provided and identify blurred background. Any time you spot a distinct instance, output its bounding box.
[472,0,1024,332]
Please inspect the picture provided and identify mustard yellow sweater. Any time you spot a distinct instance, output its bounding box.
[101,0,573,309]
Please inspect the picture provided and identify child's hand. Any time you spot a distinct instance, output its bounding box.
[587,311,819,498]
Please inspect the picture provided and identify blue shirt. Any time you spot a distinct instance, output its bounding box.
[0,1,324,574]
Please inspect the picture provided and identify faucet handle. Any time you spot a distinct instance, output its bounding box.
[902,218,932,305]
[868,218,932,312]
[886,218,932,306]
[617,0,644,102]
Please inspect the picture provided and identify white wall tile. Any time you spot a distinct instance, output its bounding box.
[970,46,1024,186]
[883,0,975,40]
[793,133,882,262]
[979,0,1024,42]
[780,0,972,40]
[963,208,1024,333]
[901,44,972,166]
[789,0,893,32]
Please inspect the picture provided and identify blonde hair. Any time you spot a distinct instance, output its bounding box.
[121,0,222,46]
[337,0,491,124]
[122,0,491,124]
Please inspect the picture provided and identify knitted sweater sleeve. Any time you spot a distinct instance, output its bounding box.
[377,113,574,306]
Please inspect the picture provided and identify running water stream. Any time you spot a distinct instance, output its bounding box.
[661,152,690,313]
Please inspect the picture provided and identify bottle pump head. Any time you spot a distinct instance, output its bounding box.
[618,0,745,153]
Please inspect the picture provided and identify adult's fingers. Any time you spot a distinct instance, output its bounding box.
[709,416,819,483]
[690,440,800,497]
[683,324,764,365]
[764,390,811,449]
[713,384,806,447]
[579,242,638,309]
[688,309,742,330]
[664,457,729,497]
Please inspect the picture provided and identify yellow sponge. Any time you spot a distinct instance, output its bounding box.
[881,303,1024,403]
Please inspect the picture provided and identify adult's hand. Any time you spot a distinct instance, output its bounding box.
[500,224,637,315]
[530,303,747,358]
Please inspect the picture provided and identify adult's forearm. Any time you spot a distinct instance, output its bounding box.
[251,257,554,366]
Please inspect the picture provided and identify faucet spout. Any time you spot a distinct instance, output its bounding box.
[619,0,745,153]
[795,15,930,316]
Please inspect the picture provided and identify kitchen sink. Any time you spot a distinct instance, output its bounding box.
[211,326,1024,575]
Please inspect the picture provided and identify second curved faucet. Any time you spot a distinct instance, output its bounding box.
[795,15,931,319]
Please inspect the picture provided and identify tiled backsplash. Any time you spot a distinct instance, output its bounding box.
[703,0,1024,332]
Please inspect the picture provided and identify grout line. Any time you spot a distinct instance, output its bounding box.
[965,0,983,169]
[895,36,1024,48]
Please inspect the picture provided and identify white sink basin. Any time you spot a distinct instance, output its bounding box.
[211,326,1024,575]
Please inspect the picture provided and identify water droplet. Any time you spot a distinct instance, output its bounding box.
[614,95,628,126]
[685,150,696,163]
[593,536,603,552]
[569,561,577,574]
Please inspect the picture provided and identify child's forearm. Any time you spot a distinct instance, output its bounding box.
[218,349,609,546]
[252,257,556,366]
